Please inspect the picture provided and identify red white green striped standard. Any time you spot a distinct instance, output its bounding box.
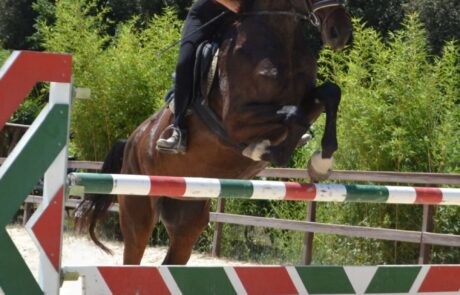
[63,265,460,295]
[68,173,460,206]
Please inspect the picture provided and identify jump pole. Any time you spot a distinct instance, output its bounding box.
[68,172,460,206]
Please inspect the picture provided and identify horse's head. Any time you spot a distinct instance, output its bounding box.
[243,0,352,50]
[308,0,352,50]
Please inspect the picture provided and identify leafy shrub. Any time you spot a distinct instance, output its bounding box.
[309,15,460,264]
[37,0,181,160]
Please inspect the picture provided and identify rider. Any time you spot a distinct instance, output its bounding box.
[156,0,244,154]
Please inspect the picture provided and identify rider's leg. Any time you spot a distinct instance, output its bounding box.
[156,8,211,153]
[157,0,229,153]
[156,41,196,153]
[157,33,204,153]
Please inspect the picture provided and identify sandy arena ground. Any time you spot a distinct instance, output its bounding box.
[6,225,254,294]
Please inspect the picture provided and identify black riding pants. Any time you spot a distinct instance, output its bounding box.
[173,0,229,129]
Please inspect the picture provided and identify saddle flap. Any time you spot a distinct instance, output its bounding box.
[194,41,220,103]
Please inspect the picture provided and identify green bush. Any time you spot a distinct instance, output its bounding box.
[309,15,460,264]
[37,0,181,160]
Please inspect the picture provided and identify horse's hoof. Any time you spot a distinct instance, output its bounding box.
[307,150,334,181]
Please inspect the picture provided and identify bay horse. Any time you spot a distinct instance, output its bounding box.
[76,0,352,265]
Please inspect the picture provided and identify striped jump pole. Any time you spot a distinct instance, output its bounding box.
[68,173,460,206]
[62,265,460,295]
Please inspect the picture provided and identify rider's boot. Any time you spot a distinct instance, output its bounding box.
[156,125,187,154]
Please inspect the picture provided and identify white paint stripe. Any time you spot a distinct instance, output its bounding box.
[0,51,20,79]
[251,180,286,200]
[344,266,377,295]
[50,82,72,105]
[409,265,430,294]
[184,178,221,198]
[440,188,460,206]
[224,267,248,295]
[158,267,182,295]
[111,175,151,195]
[286,266,308,295]
[63,267,112,294]
[314,184,347,202]
[387,186,417,204]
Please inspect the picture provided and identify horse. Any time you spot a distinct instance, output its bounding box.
[76,0,352,265]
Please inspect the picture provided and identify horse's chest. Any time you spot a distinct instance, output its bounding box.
[252,57,309,102]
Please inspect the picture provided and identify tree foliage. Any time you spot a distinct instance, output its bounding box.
[0,0,37,49]
[346,0,406,35]
[406,0,460,54]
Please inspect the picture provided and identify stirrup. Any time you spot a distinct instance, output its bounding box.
[156,125,187,154]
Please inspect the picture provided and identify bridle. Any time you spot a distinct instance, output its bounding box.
[241,0,344,28]
[307,0,345,27]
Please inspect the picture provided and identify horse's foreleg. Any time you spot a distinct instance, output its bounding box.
[226,104,292,162]
[307,81,341,180]
[260,106,311,166]
[227,103,290,145]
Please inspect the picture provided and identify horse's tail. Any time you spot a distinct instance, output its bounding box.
[75,139,127,254]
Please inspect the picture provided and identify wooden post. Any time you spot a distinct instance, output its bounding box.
[302,202,317,265]
[419,204,435,264]
[22,203,33,226]
[212,198,226,257]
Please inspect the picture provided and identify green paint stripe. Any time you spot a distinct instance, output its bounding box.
[365,266,421,293]
[295,266,355,294]
[219,179,254,198]
[0,104,68,225]
[0,230,42,294]
[0,104,68,295]
[74,173,114,194]
[169,267,237,295]
[345,185,389,203]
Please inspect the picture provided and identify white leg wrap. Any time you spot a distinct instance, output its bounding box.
[242,140,271,161]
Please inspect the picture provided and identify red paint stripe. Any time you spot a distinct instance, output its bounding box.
[99,267,171,295]
[32,186,64,272]
[149,176,187,197]
[418,266,460,292]
[415,187,443,205]
[284,182,316,200]
[0,51,72,128]
[235,267,298,295]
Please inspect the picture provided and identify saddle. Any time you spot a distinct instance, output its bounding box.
[165,41,219,107]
